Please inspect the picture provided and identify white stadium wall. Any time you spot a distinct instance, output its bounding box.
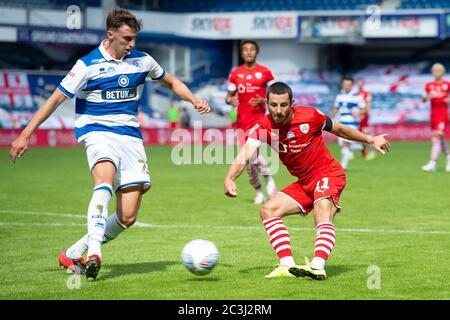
[257,40,321,73]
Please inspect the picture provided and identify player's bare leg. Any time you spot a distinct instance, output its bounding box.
[115,185,144,228]
[259,193,302,278]
[103,184,145,245]
[422,132,443,172]
[289,198,338,280]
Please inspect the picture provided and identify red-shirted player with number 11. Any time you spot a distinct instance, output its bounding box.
[224,82,390,280]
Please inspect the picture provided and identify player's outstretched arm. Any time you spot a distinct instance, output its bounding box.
[10,90,67,163]
[331,120,391,155]
[224,142,258,197]
[160,73,211,114]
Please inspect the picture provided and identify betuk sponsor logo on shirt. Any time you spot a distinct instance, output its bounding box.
[101,88,137,100]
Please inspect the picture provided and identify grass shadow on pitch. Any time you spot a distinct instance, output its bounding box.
[186,277,221,282]
[238,266,272,274]
[238,265,353,278]
[96,261,178,281]
[322,265,353,278]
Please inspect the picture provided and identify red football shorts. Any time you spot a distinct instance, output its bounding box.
[430,109,448,132]
[280,174,346,215]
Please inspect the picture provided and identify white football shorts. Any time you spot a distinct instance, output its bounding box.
[337,137,363,151]
[81,131,151,193]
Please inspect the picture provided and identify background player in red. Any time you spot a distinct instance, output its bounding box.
[422,63,450,172]
[225,40,277,204]
[356,79,376,160]
[224,82,390,280]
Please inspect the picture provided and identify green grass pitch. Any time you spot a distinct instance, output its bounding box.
[0,142,449,299]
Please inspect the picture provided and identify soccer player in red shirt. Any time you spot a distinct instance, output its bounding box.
[356,79,376,160]
[225,40,277,204]
[422,63,450,172]
[224,82,390,280]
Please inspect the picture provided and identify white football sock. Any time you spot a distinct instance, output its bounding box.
[280,256,295,267]
[65,213,126,259]
[103,213,127,244]
[310,257,326,270]
[87,183,113,259]
[341,147,352,170]
[65,234,89,259]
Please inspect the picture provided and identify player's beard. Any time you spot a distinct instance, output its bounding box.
[273,113,287,124]
[272,109,293,125]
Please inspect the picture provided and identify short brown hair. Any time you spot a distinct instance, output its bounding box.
[106,8,143,31]
[240,40,259,54]
[266,82,292,101]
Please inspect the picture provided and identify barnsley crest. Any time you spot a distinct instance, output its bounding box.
[299,123,309,134]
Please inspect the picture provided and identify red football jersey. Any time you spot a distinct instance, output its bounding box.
[425,81,450,110]
[228,64,274,132]
[357,89,371,128]
[246,106,344,184]
[357,89,371,104]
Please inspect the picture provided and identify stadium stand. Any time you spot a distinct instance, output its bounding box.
[0,0,101,9]
[121,0,381,12]
[400,0,450,9]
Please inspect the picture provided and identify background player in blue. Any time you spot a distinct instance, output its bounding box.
[330,75,366,171]
[9,8,211,279]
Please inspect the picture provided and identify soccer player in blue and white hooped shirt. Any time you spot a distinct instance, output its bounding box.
[330,75,366,171]
[10,8,211,279]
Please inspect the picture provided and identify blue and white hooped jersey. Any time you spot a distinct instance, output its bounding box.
[333,89,365,128]
[57,41,166,142]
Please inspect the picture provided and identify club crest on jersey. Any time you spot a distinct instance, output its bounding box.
[443,83,448,90]
[118,75,129,87]
[133,60,142,68]
[255,72,263,79]
[299,123,309,134]
[287,131,294,138]
[108,66,116,74]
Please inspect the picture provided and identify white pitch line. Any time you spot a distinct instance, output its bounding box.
[0,222,85,227]
[0,209,84,219]
[0,209,449,235]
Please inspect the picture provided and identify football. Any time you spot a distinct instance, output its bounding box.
[181,239,219,276]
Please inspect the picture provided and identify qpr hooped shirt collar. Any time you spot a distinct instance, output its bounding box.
[98,39,130,63]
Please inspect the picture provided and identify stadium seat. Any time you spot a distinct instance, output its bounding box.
[156,0,383,12]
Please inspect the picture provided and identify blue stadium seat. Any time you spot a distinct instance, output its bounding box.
[400,0,450,9]
[157,0,383,12]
